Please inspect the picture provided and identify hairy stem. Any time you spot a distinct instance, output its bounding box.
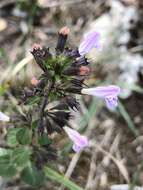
[38,81,54,134]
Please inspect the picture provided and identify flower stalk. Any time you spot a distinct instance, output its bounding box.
[5,25,121,180]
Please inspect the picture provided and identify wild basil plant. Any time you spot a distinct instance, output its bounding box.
[0,27,120,187]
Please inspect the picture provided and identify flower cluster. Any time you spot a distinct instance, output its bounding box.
[27,27,120,152]
[1,27,120,157]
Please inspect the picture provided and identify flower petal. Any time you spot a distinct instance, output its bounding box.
[0,111,10,122]
[82,85,120,110]
[78,31,100,56]
[81,85,120,97]
[72,144,82,152]
[64,126,89,152]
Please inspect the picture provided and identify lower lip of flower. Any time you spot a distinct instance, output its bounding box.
[105,95,118,110]
[64,127,89,152]
[72,135,89,152]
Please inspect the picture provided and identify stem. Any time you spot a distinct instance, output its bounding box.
[38,81,54,134]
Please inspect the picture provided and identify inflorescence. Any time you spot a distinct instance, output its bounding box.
[1,27,120,158]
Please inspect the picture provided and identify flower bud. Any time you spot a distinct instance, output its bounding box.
[56,26,70,53]
[31,77,39,86]
[32,43,42,50]
[79,66,90,75]
[59,26,70,35]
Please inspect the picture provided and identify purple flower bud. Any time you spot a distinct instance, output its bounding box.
[0,111,10,122]
[78,31,100,56]
[64,126,89,152]
[81,85,120,110]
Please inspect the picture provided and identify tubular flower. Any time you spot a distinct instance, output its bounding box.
[64,126,89,152]
[0,111,10,122]
[81,85,120,110]
[78,31,100,56]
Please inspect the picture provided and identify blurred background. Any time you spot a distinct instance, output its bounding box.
[0,0,143,189]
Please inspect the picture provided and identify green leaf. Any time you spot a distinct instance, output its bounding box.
[0,85,7,96]
[79,98,100,129]
[31,120,38,129]
[21,164,45,187]
[12,147,30,167]
[0,155,10,164]
[16,128,31,145]
[118,101,139,137]
[0,164,17,177]
[28,96,40,105]
[0,148,11,156]
[118,82,143,94]
[7,128,21,146]
[44,166,84,190]
[38,133,52,145]
[0,155,17,177]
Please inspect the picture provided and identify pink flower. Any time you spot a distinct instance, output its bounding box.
[78,31,100,56]
[81,85,120,110]
[0,111,10,122]
[64,126,89,152]
[31,77,39,86]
